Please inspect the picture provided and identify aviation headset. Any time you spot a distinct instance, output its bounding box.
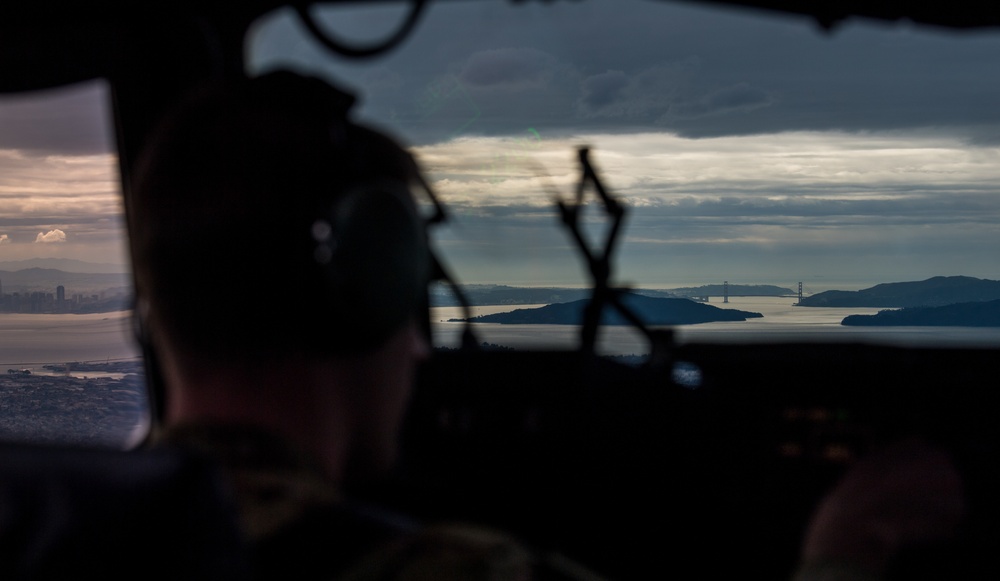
[134,71,435,357]
[266,70,434,350]
[310,177,432,350]
[133,71,438,424]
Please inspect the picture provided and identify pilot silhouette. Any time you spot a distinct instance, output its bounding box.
[130,71,598,580]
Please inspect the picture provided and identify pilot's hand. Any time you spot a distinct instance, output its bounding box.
[795,438,966,580]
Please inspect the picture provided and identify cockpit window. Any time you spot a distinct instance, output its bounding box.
[0,80,148,448]
[248,1,1000,353]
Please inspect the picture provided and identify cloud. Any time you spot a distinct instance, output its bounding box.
[417,129,1000,207]
[578,70,773,127]
[580,70,629,110]
[0,78,132,269]
[666,83,774,121]
[359,67,405,92]
[35,229,67,243]
[577,63,695,120]
[0,150,122,253]
[252,1,1000,147]
[245,2,1000,286]
[0,80,113,155]
[458,48,556,89]
[412,128,1000,286]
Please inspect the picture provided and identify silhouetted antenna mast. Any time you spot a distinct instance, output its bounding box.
[556,147,672,364]
[415,174,480,350]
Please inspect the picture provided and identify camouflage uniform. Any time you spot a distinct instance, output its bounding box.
[158,424,600,581]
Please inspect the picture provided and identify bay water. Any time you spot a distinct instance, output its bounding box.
[431,296,1000,354]
[4,299,1000,370]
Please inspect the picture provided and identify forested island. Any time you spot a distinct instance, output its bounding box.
[452,293,762,325]
[842,300,1000,327]
[798,276,1000,308]
[792,275,1000,327]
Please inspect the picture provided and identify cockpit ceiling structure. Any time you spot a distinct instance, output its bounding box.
[1,0,998,90]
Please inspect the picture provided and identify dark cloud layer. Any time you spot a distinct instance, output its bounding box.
[580,70,629,110]
[252,1,1000,146]
[459,48,555,88]
[242,3,1000,285]
[0,80,113,154]
[668,83,774,120]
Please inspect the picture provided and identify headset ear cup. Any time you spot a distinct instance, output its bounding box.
[314,182,430,348]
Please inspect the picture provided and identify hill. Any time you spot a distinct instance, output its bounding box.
[797,276,1000,308]
[665,284,794,298]
[842,300,1000,327]
[0,268,129,294]
[430,283,793,307]
[453,293,763,325]
[0,258,126,274]
[430,284,593,307]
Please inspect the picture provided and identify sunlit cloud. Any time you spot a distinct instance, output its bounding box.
[35,229,67,243]
[415,130,1000,209]
[416,129,1000,286]
[0,151,119,198]
[0,234,8,244]
[0,145,124,264]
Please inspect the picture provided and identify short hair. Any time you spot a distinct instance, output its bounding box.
[130,71,429,363]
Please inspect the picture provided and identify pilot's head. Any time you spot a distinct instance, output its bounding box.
[132,71,431,363]
[130,71,432,477]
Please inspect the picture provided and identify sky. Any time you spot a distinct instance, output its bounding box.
[246,0,1000,290]
[0,80,127,271]
[3,1,1000,290]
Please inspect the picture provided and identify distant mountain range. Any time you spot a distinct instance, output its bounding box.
[452,293,763,325]
[663,284,794,298]
[842,300,1000,327]
[797,276,1000,308]
[0,258,126,274]
[431,283,794,307]
[0,268,129,295]
[430,285,592,307]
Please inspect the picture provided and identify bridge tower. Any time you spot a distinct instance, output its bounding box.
[797,281,803,305]
[723,280,729,303]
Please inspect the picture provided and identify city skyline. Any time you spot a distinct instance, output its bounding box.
[0,280,128,314]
